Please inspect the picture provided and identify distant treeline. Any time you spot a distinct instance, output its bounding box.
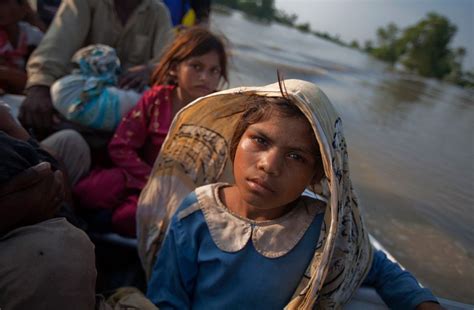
[213,0,473,88]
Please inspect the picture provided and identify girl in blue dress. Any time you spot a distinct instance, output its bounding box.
[140,79,442,309]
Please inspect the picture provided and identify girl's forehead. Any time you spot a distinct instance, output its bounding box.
[186,50,220,61]
[250,114,312,132]
[247,114,317,148]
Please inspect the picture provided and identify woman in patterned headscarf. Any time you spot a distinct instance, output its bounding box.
[139,79,441,309]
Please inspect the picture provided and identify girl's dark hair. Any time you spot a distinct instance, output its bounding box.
[151,26,228,86]
[229,96,310,161]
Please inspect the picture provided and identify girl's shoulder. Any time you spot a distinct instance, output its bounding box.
[139,84,175,105]
[174,183,226,222]
[147,84,175,96]
[167,185,217,238]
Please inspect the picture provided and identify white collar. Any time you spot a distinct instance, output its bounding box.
[194,183,326,258]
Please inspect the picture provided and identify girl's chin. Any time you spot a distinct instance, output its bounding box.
[193,87,213,96]
[239,194,282,211]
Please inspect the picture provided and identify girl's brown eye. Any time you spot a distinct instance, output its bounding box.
[288,153,305,162]
[252,136,267,146]
[190,64,202,71]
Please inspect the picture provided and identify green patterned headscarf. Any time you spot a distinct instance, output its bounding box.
[137,79,373,308]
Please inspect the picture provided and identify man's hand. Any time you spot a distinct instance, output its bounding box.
[19,85,55,138]
[0,162,65,234]
[118,64,153,91]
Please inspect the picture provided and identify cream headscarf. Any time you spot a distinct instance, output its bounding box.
[137,79,373,308]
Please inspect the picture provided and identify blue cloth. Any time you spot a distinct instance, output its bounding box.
[163,0,191,26]
[362,250,438,309]
[51,44,142,131]
[147,192,324,310]
[147,192,438,309]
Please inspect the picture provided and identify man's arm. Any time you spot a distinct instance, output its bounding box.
[0,103,30,141]
[21,0,93,136]
[26,0,92,88]
[0,104,64,235]
[0,162,64,235]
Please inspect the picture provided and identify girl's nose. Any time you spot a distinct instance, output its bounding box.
[257,149,282,176]
[198,70,208,81]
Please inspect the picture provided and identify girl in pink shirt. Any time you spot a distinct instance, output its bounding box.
[74,27,228,237]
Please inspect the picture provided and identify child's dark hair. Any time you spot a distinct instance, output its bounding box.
[151,26,228,86]
[229,96,314,161]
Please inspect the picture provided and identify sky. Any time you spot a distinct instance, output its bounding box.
[274,0,474,69]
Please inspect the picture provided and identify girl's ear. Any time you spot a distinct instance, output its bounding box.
[310,175,321,186]
[310,162,325,186]
[168,62,178,77]
[168,61,179,85]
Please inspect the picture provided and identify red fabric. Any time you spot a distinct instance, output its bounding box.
[0,27,28,69]
[108,85,175,189]
[112,195,139,237]
[74,167,127,209]
[73,85,175,237]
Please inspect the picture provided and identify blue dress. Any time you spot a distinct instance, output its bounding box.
[147,186,437,309]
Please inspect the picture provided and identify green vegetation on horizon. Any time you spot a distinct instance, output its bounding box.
[213,0,473,88]
[366,13,473,87]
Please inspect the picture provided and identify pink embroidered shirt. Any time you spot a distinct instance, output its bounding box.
[108,85,175,189]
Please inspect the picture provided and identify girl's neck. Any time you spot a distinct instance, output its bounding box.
[172,86,193,117]
[220,186,293,221]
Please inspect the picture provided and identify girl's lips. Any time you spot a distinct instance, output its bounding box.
[195,85,211,93]
[247,178,274,193]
